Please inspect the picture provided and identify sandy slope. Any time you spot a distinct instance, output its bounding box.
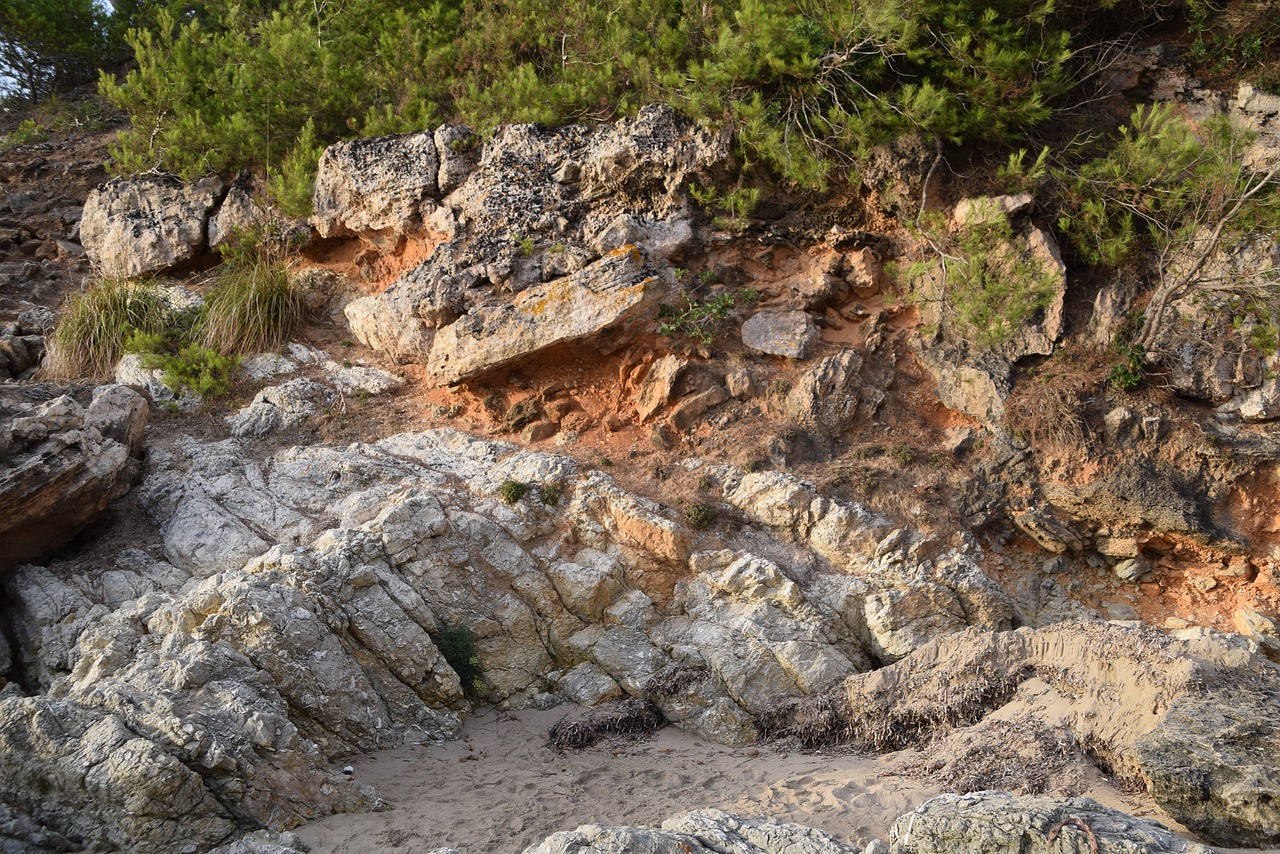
[294,705,1175,854]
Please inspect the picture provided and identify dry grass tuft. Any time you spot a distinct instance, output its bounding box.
[202,246,305,355]
[43,276,169,379]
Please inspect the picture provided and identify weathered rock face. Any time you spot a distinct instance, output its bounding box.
[81,176,224,277]
[0,388,145,573]
[523,809,864,854]
[889,792,1214,854]
[426,245,665,383]
[1134,687,1280,848]
[343,105,728,370]
[0,426,1020,848]
[311,131,440,241]
[761,620,1280,849]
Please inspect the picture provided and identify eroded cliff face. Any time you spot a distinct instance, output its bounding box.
[1,80,1279,853]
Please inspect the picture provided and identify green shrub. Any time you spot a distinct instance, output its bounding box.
[44,277,169,379]
[902,209,1060,351]
[890,443,916,466]
[498,479,527,504]
[434,623,484,696]
[658,291,737,345]
[539,484,562,506]
[151,344,239,397]
[0,119,48,150]
[685,502,715,530]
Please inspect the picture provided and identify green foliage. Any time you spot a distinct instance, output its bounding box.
[685,502,715,530]
[658,291,738,345]
[498,479,527,504]
[0,119,48,151]
[890,443,917,466]
[903,209,1061,351]
[266,118,322,218]
[434,622,483,696]
[143,343,240,398]
[0,0,108,101]
[689,183,762,231]
[100,0,1111,189]
[539,484,562,506]
[203,232,305,355]
[44,277,169,379]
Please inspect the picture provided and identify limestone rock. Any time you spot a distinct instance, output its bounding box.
[523,809,863,854]
[635,355,687,420]
[427,246,664,383]
[785,351,863,433]
[115,353,201,410]
[434,125,480,195]
[226,379,334,438]
[81,175,223,277]
[890,792,1214,853]
[741,310,819,359]
[312,131,439,240]
[1134,689,1280,847]
[0,396,133,573]
[84,384,148,458]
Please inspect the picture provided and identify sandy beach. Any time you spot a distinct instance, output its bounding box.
[295,705,1175,854]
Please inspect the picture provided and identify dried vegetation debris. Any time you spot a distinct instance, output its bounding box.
[547,698,666,751]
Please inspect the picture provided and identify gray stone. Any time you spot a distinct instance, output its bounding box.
[784,351,863,433]
[741,310,819,359]
[556,662,623,706]
[84,384,148,458]
[427,247,664,383]
[1113,557,1150,582]
[81,176,223,277]
[434,125,480,195]
[1134,689,1280,848]
[226,379,334,438]
[952,193,1034,228]
[890,792,1214,853]
[523,809,863,854]
[312,131,439,240]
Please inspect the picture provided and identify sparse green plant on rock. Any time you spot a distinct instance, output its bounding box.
[685,502,715,530]
[203,230,306,356]
[498,479,527,504]
[539,484,562,506]
[434,622,484,696]
[658,291,737,345]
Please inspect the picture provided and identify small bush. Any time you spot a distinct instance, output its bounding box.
[44,277,169,379]
[686,502,715,530]
[539,484,562,506]
[0,119,48,151]
[890,443,917,466]
[498,479,527,504]
[434,623,483,696]
[658,291,736,344]
[151,345,239,398]
[203,237,304,355]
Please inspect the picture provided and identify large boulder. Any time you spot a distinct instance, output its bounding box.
[523,809,863,854]
[340,105,729,367]
[311,130,440,241]
[1134,688,1280,848]
[0,391,143,573]
[425,246,666,383]
[889,792,1214,854]
[81,176,223,277]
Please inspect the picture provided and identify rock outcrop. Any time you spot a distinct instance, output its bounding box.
[0,388,145,573]
[524,809,864,854]
[80,176,224,277]
[311,130,441,242]
[889,792,1214,854]
[343,105,728,372]
[0,427,1019,847]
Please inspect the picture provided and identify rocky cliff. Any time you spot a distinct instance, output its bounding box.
[1,84,1279,853]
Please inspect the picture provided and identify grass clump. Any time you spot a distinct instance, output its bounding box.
[498,479,527,504]
[44,277,169,379]
[202,238,305,355]
[434,623,483,697]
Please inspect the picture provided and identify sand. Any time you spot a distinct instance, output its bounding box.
[294,705,1168,854]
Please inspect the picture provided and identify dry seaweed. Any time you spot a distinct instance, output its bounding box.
[547,698,665,751]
